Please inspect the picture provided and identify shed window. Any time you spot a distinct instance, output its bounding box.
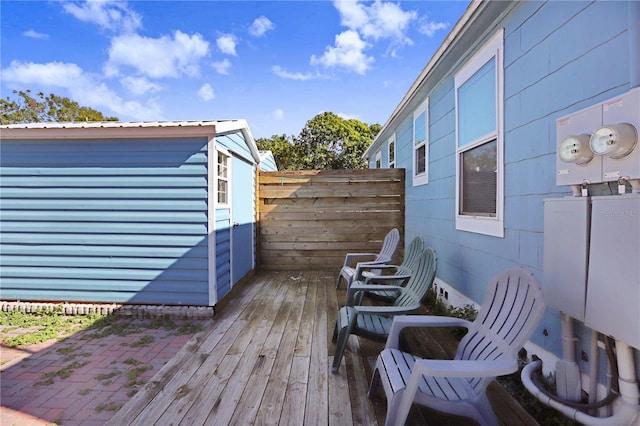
[454,29,504,237]
[217,151,229,205]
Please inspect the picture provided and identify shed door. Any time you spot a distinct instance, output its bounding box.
[231,153,256,283]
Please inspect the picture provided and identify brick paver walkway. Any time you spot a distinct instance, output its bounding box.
[1,317,210,426]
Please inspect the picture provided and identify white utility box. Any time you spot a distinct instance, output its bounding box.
[543,197,591,321]
[585,194,640,349]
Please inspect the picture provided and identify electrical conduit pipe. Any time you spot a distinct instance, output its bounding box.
[522,341,640,425]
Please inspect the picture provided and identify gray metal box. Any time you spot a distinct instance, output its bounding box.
[543,197,591,321]
[585,194,640,349]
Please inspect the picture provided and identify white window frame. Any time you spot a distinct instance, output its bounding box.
[216,148,231,207]
[388,136,396,168]
[412,98,429,186]
[375,151,382,169]
[454,29,504,238]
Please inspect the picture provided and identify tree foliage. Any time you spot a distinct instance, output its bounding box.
[255,134,302,171]
[256,112,380,170]
[1,90,118,124]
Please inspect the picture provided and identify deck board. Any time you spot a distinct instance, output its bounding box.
[107,271,539,426]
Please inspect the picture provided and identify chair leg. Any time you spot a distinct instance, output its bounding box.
[368,368,381,399]
[331,318,339,343]
[472,394,499,426]
[331,326,350,373]
[331,307,356,374]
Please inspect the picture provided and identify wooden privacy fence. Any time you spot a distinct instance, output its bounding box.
[257,169,405,271]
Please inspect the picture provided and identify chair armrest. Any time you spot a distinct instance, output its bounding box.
[346,284,403,306]
[343,253,377,267]
[386,315,473,349]
[352,304,421,315]
[356,264,402,275]
[412,358,519,379]
[363,274,411,284]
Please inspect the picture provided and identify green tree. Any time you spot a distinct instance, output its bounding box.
[296,112,378,170]
[1,90,118,124]
[255,134,302,171]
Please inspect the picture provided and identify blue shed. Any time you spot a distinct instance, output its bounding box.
[364,0,639,420]
[0,120,277,307]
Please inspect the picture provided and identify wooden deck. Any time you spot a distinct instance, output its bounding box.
[108,271,539,425]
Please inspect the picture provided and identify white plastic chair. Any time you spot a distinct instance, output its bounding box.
[368,267,546,426]
[335,228,400,289]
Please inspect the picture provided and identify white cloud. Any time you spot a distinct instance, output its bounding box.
[197,83,215,101]
[105,31,209,78]
[418,17,450,38]
[62,0,142,33]
[333,0,416,44]
[120,75,163,95]
[217,34,238,56]
[249,16,275,37]
[1,60,162,120]
[272,65,317,81]
[337,112,360,121]
[212,59,231,75]
[271,108,284,120]
[23,29,49,39]
[310,30,373,75]
[311,1,418,75]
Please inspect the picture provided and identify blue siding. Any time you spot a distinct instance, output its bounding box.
[216,132,254,164]
[0,137,210,305]
[259,152,278,171]
[384,0,635,358]
[215,208,232,302]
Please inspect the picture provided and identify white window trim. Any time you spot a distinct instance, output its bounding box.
[412,98,429,186]
[216,147,231,207]
[454,29,504,238]
[388,135,396,168]
[375,151,382,169]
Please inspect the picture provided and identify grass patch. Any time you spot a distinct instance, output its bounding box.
[95,371,119,381]
[95,400,123,413]
[78,388,91,396]
[129,335,155,347]
[125,365,153,387]
[0,307,104,347]
[1,308,207,350]
[124,358,143,365]
[36,360,90,386]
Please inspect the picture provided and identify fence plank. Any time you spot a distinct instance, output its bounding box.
[257,169,405,270]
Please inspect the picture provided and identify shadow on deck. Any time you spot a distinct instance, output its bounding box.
[108,271,539,425]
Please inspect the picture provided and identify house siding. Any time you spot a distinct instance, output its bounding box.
[0,136,210,305]
[371,0,636,361]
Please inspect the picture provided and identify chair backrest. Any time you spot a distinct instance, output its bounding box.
[455,267,545,393]
[374,228,400,263]
[392,247,437,308]
[399,236,424,271]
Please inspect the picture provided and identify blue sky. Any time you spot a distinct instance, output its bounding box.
[1,0,469,138]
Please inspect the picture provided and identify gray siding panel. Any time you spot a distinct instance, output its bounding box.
[0,137,210,305]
